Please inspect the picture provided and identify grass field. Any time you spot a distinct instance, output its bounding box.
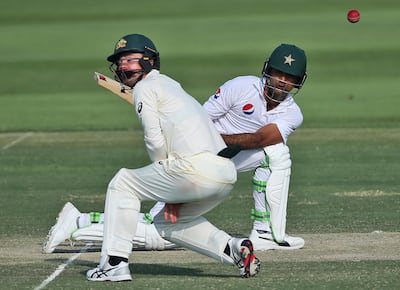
[0,0,399,289]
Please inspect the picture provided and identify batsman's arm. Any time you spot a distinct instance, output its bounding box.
[221,123,283,149]
[94,72,134,105]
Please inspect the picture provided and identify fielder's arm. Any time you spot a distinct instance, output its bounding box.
[94,72,133,105]
[221,123,284,149]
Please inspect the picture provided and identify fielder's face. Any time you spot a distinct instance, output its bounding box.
[114,52,146,87]
[264,69,300,103]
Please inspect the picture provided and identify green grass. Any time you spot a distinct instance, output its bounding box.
[3,259,398,290]
[0,0,400,289]
[1,1,400,131]
[1,130,399,289]
[2,129,399,238]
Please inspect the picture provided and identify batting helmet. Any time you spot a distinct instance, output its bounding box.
[262,44,307,88]
[107,33,160,73]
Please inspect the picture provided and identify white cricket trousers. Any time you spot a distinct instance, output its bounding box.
[102,152,238,265]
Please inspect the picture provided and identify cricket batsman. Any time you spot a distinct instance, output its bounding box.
[71,33,261,281]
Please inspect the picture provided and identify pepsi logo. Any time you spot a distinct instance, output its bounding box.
[242,103,254,115]
[213,88,221,99]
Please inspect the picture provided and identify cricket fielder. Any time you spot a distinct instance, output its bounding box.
[209,43,307,250]
[44,44,307,254]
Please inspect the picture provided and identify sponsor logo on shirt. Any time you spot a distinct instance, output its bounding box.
[137,102,143,114]
[242,103,255,115]
[213,88,221,99]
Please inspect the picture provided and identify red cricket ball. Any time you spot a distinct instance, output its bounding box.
[347,9,360,23]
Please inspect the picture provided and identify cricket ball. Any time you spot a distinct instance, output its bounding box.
[347,9,360,23]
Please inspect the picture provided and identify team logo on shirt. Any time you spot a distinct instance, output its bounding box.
[242,103,255,115]
[213,88,221,99]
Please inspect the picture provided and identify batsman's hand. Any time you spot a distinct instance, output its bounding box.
[164,203,183,223]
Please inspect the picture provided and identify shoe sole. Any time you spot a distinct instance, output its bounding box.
[87,274,132,282]
[252,239,304,251]
[250,233,305,251]
[42,202,79,253]
[240,239,260,278]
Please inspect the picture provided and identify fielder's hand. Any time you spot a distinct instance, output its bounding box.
[164,203,183,223]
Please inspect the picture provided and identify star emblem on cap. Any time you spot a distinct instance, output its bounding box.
[284,54,295,66]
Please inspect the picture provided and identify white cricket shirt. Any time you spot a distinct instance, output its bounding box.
[133,70,226,162]
[203,75,303,144]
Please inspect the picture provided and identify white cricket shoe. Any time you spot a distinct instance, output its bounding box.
[87,259,132,282]
[249,229,305,251]
[42,202,80,253]
[230,238,260,278]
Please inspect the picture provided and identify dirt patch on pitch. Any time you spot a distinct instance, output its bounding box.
[130,232,400,264]
[333,190,400,197]
[2,232,399,266]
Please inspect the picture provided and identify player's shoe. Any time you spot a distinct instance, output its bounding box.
[249,229,305,251]
[231,238,260,278]
[87,259,132,282]
[42,202,80,253]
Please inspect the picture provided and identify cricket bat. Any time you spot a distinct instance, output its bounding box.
[94,72,134,105]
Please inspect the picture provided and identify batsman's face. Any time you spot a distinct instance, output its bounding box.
[117,52,143,70]
[264,69,299,103]
[115,52,145,87]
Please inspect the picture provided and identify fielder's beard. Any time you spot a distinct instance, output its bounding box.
[263,76,299,103]
[264,85,289,103]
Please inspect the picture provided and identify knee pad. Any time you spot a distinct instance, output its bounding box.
[264,143,291,170]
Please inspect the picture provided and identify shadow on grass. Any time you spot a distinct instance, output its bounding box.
[51,246,102,253]
[72,260,237,278]
[50,246,186,253]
